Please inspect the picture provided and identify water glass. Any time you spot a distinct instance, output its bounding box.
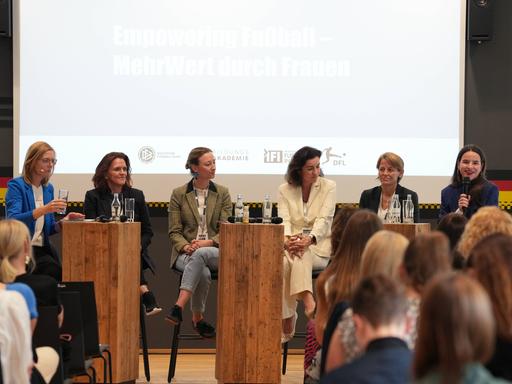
[124,198,135,222]
[58,189,69,215]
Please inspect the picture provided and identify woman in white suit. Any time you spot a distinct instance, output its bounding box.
[279,146,336,341]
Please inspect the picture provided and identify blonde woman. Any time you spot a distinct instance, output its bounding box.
[457,206,512,259]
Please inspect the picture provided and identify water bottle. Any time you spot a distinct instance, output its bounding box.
[403,194,414,224]
[263,194,272,224]
[111,193,121,221]
[390,194,401,223]
[235,194,244,223]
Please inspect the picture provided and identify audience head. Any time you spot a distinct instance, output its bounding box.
[185,147,214,176]
[285,146,322,187]
[401,232,451,294]
[457,206,512,259]
[318,209,383,307]
[414,273,495,383]
[376,152,404,184]
[330,206,358,255]
[360,230,409,280]
[437,213,468,250]
[0,220,33,283]
[22,141,56,185]
[92,152,132,191]
[469,234,512,340]
[352,275,407,349]
[451,144,487,185]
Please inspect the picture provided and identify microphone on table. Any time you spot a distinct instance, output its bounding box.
[461,177,470,214]
[226,216,283,224]
[95,215,128,223]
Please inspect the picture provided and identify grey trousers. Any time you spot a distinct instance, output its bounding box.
[175,247,219,313]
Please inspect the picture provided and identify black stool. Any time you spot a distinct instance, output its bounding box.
[167,266,217,383]
[282,268,324,375]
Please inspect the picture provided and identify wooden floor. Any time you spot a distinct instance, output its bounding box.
[136,353,304,384]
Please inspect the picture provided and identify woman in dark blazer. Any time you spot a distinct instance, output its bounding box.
[439,144,498,220]
[83,152,161,316]
[359,152,419,223]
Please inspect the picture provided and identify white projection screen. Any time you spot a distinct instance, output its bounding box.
[13,0,465,203]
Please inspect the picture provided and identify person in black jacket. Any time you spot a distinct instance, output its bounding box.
[83,152,161,316]
[359,152,419,223]
[321,275,412,384]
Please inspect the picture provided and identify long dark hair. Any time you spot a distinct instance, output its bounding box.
[285,146,322,186]
[450,145,488,205]
[92,152,132,191]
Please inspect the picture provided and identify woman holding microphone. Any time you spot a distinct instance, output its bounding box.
[6,141,83,281]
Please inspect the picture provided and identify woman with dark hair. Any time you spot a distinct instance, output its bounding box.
[84,152,161,315]
[413,273,506,384]
[469,234,512,381]
[436,213,468,269]
[359,152,419,222]
[279,146,336,341]
[166,147,232,338]
[440,144,498,220]
[6,141,84,281]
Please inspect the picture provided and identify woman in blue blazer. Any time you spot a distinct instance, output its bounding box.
[6,141,83,281]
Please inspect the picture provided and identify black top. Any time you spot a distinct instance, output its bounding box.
[14,273,61,313]
[359,184,420,223]
[321,337,412,384]
[83,186,155,272]
[486,336,512,381]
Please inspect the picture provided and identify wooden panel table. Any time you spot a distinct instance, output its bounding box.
[383,223,431,240]
[216,223,284,384]
[61,221,140,384]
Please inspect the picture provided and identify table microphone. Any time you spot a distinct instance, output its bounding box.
[95,215,128,223]
[226,216,283,224]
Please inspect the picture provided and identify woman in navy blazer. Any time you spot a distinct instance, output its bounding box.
[6,141,83,281]
[359,152,419,223]
[439,145,498,220]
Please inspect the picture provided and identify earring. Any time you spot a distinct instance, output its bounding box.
[25,254,30,265]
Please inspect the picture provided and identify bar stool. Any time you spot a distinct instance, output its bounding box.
[167,266,217,383]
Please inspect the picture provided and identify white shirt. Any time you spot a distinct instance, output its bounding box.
[32,185,44,246]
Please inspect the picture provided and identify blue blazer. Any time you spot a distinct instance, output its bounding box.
[6,176,58,246]
[440,180,498,220]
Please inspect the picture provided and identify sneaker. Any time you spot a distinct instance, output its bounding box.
[165,305,183,325]
[142,291,162,316]
[193,320,216,339]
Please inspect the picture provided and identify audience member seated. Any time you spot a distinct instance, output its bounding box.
[413,273,507,384]
[456,206,512,260]
[359,152,419,223]
[166,147,232,338]
[315,210,382,344]
[468,234,512,381]
[0,219,59,384]
[84,152,161,315]
[321,275,412,384]
[439,144,498,220]
[0,287,33,384]
[436,212,468,269]
[278,146,336,342]
[326,231,452,373]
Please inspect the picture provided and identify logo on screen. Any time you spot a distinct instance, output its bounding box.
[138,146,156,163]
[322,147,346,166]
[264,150,283,163]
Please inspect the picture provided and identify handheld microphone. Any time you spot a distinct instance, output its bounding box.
[461,177,470,196]
[227,216,283,224]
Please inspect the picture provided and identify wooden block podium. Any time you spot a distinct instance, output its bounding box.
[383,223,431,240]
[61,221,141,384]
[216,223,284,384]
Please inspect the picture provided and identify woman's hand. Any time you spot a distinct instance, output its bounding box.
[62,212,85,221]
[285,234,312,258]
[45,199,68,214]
[458,194,471,211]
[182,239,214,255]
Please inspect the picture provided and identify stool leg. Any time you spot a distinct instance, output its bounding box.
[140,299,151,381]
[282,342,289,375]
[167,322,181,382]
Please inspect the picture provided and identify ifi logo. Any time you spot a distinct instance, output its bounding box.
[138,146,156,163]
